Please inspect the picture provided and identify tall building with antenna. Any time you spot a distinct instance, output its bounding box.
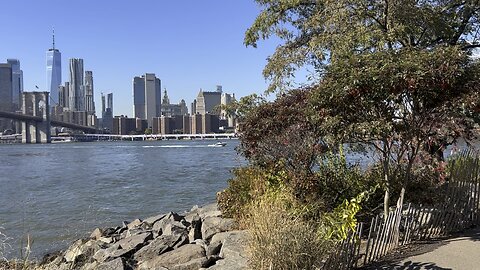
[46,29,62,105]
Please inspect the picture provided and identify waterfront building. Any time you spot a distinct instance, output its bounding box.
[152,116,183,134]
[195,89,221,115]
[46,31,62,105]
[190,114,203,134]
[133,73,161,127]
[69,58,85,111]
[113,115,136,135]
[84,71,95,114]
[221,92,236,128]
[182,115,191,134]
[160,116,174,134]
[161,89,189,117]
[136,118,148,133]
[7,59,23,110]
[152,117,161,134]
[202,113,220,134]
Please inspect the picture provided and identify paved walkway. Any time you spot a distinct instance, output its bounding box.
[364,228,480,270]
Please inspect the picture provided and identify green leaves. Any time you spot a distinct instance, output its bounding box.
[247,0,480,93]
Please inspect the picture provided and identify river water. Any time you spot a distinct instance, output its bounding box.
[0,140,244,259]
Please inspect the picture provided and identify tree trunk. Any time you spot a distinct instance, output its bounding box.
[397,187,405,208]
[384,173,390,220]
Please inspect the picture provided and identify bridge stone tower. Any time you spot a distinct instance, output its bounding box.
[22,92,51,143]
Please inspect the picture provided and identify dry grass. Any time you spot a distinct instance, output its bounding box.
[0,233,35,270]
[243,192,332,270]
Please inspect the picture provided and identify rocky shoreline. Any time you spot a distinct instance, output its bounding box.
[35,203,248,270]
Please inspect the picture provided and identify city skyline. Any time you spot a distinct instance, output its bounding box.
[0,1,281,117]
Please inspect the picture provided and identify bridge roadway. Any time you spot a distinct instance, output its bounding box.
[0,110,98,133]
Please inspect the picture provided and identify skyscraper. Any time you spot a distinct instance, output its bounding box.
[46,30,61,105]
[0,63,12,112]
[133,73,161,126]
[101,92,114,132]
[195,89,221,115]
[7,59,23,110]
[58,82,69,108]
[84,71,95,114]
[107,93,113,111]
[69,58,84,111]
[0,63,13,131]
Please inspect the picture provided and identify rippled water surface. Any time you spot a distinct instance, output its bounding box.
[0,140,243,258]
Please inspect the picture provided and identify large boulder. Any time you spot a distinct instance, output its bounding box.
[138,243,207,269]
[143,214,166,226]
[201,217,235,240]
[207,231,248,270]
[96,257,126,270]
[152,212,185,236]
[188,213,202,242]
[185,204,222,222]
[64,239,103,264]
[134,234,187,262]
[116,232,152,252]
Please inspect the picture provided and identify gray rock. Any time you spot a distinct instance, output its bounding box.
[210,231,236,246]
[64,239,102,264]
[126,227,149,238]
[188,213,202,242]
[116,232,152,252]
[208,230,248,270]
[207,257,248,270]
[153,214,188,237]
[134,234,183,262]
[206,241,222,257]
[218,231,247,259]
[103,227,117,237]
[193,239,208,252]
[171,257,209,270]
[90,228,103,240]
[115,226,127,235]
[98,237,114,244]
[80,261,99,270]
[201,217,235,240]
[143,214,166,225]
[163,221,188,236]
[96,257,126,270]
[138,243,206,269]
[186,203,222,221]
[127,218,143,229]
[92,243,120,262]
[64,239,85,262]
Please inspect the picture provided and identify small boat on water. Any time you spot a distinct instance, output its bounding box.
[208,141,227,147]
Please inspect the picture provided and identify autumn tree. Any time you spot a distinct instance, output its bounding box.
[245,0,480,216]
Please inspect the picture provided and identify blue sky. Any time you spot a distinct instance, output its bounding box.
[0,0,278,116]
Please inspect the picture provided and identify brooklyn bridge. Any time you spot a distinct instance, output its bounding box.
[0,91,97,143]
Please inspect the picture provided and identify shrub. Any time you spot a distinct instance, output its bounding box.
[244,187,332,270]
[315,146,379,211]
[217,166,271,222]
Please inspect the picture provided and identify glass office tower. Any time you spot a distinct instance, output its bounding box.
[46,31,62,105]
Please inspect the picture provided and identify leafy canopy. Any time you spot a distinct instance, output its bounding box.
[246,0,480,92]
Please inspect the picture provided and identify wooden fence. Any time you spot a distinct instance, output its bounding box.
[323,154,480,269]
